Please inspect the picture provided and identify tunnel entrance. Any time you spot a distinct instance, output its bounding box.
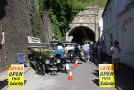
[69,26,95,44]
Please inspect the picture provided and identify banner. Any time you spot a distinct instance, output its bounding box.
[99,64,115,88]
[8,64,24,87]
[27,36,41,43]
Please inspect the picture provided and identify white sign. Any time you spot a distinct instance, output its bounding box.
[1,32,5,45]
[27,36,41,43]
[66,64,70,70]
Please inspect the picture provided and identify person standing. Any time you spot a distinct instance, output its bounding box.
[101,41,107,63]
[96,42,103,64]
[54,45,65,57]
[111,40,120,63]
[88,41,94,63]
[111,40,120,88]
[82,41,89,62]
[74,44,81,57]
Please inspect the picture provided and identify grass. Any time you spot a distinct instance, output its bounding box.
[74,0,107,7]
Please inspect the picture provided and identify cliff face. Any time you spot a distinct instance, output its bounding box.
[0,0,32,70]
[0,0,52,71]
[40,10,53,43]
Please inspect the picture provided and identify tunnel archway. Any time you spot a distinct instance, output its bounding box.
[69,26,95,44]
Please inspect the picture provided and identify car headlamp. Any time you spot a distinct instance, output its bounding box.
[45,59,50,64]
[57,59,61,63]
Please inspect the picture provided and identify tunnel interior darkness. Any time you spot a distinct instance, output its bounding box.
[69,26,95,44]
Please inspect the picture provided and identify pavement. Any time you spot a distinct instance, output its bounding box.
[0,62,117,90]
[117,63,134,90]
[0,67,31,90]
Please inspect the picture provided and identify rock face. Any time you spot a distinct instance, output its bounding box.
[40,10,53,43]
[0,0,32,70]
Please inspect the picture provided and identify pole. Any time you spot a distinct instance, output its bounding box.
[0,24,7,65]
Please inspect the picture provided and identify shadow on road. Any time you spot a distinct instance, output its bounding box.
[92,79,99,86]
[91,63,134,90]
[92,69,99,77]
[24,80,27,85]
[0,79,8,90]
[118,64,134,90]
[92,66,99,87]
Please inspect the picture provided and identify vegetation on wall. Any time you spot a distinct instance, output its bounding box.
[39,0,45,17]
[46,0,107,40]
[29,0,107,39]
[29,0,45,38]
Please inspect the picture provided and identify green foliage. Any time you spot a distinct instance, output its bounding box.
[47,0,72,40]
[72,0,107,7]
[34,50,53,62]
[46,0,107,40]
[34,0,46,37]
[39,0,45,17]
[34,14,41,38]
[29,0,107,39]
[29,0,46,37]
[40,51,53,61]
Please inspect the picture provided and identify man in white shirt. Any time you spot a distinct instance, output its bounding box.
[82,42,89,61]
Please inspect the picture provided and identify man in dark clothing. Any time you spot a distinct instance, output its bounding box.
[89,41,94,63]
[74,44,81,57]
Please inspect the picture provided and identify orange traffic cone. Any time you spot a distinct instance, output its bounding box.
[67,68,73,80]
[74,59,78,67]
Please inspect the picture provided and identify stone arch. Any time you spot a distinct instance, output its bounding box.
[67,26,95,44]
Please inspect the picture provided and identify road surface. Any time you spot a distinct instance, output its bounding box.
[4,62,116,90]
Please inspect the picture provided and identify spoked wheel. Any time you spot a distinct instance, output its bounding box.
[68,51,74,63]
[30,62,36,71]
[42,64,46,75]
[63,65,67,73]
[53,71,57,75]
[50,71,57,75]
[35,64,45,75]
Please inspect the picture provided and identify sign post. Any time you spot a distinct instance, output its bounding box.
[99,64,115,88]
[8,64,24,87]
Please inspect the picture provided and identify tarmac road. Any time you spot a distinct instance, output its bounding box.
[4,62,117,90]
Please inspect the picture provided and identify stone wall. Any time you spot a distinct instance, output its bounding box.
[0,0,32,71]
[67,6,104,41]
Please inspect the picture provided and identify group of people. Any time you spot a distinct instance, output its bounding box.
[51,40,121,66]
[81,40,121,65]
[53,43,81,58]
[81,40,120,88]
[82,41,103,64]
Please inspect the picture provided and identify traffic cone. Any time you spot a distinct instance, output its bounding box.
[74,59,78,67]
[67,68,73,80]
